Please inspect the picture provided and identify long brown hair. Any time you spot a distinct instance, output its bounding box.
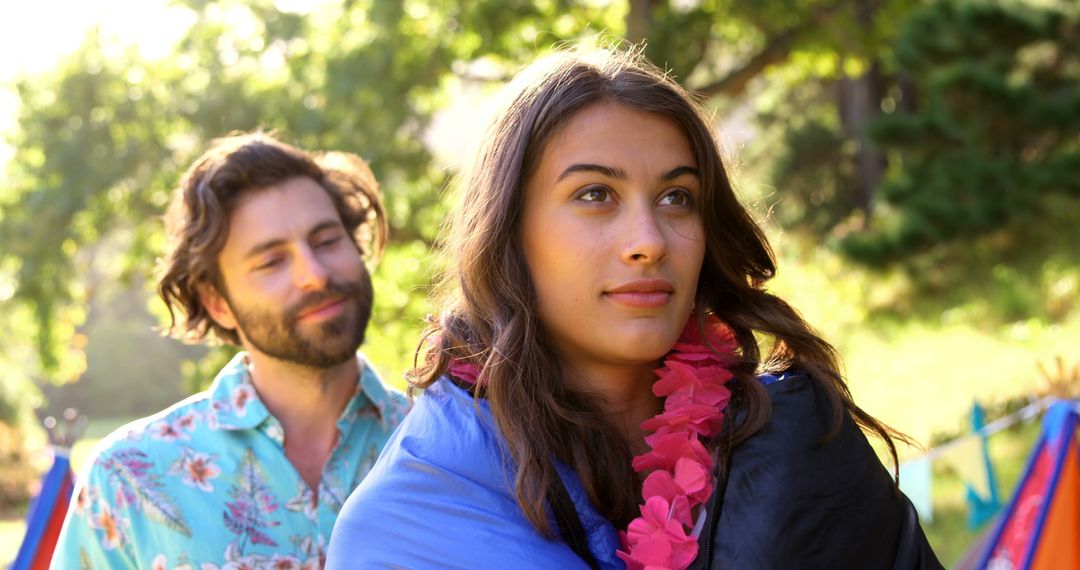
[157,131,386,345]
[412,48,904,536]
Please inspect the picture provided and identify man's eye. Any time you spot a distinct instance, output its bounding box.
[255,258,282,270]
[576,186,611,202]
[316,236,342,248]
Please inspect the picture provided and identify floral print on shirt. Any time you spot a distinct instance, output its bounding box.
[52,352,409,569]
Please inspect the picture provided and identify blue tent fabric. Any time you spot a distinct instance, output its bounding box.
[13,450,73,570]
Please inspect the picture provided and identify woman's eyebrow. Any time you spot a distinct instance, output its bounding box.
[556,163,627,182]
[660,165,700,181]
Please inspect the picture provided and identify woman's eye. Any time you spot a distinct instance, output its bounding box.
[316,236,342,248]
[660,188,694,207]
[576,186,611,202]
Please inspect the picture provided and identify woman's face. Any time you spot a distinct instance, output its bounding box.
[520,101,705,374]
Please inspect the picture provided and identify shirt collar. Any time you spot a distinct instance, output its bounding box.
[207,351,390,431]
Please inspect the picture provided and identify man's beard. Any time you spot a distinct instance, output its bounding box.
[225,270,373,369]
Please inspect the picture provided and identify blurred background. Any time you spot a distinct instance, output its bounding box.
[1,0,1077,566]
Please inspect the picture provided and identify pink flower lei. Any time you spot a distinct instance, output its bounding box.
[448,316,737,570]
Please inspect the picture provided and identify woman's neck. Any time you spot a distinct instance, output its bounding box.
[563,360,663,455]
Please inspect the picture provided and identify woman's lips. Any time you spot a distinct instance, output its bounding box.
[604,291,673,307]
[604,279,674,308]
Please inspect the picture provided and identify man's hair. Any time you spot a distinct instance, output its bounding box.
[156,131,386,345]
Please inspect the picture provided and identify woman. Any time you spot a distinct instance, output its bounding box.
[327,48,940,569]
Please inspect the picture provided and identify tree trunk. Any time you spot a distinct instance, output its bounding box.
[838,0,886,223]
[839,63,886,221]
[898,74,918,113]
[626,0,654,45]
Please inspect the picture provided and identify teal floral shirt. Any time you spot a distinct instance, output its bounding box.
[51,352,410,570]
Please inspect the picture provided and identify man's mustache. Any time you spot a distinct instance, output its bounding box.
[286,279,365,322]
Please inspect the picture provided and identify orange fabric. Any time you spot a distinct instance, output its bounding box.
[1030,445,1080,570]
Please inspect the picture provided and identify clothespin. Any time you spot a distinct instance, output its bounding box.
[42,408,87,451]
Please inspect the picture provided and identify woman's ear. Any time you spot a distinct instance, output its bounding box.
[198,284,239,332]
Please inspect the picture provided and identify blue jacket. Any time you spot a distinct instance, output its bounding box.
[326,374,941,569]
[326,377,622,569]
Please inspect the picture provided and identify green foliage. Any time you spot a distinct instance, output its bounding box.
[765,93,854,234]
[845,0,1080,264]
[0,0,627,392]
[2,35,174,377]
[41,286,203,418]
[0,3,1076,560]
[181,345,239,394]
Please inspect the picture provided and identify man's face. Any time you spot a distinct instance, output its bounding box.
[208,176,372,369]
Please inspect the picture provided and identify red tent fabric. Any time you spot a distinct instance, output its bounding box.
[978,401,1080,569]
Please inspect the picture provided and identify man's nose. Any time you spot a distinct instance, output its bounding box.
[293,246,329,290]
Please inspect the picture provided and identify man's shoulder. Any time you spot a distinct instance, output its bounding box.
[78,389,215,478]
[355,355,410,425]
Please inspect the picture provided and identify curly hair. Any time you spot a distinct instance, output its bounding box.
[156,131,386,345]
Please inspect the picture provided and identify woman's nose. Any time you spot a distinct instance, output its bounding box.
[621,207,668,265]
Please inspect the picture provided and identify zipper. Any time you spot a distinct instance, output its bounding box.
[698,410,737,569]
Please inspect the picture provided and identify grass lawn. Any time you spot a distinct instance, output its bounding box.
[0,517,26,567]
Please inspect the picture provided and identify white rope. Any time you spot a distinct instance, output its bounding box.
[918,395,1058,463]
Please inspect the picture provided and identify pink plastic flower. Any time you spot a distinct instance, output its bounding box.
[448,360,481,384]
[669,316,737,365]
[653,361,732,409]
[642,458,712,513]
[617,496,699,570]
[620,316,737,570]
[633,433,712,473]
[640,404,723,438]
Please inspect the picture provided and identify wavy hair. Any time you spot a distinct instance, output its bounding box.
[157,131,386,345]
[412,48,904,536]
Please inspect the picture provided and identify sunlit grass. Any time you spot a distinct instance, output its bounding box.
[0,517,26,567]
[843,317,1078,446]
[765,238,1079,447]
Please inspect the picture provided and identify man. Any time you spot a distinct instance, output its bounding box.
[52,132,409,569]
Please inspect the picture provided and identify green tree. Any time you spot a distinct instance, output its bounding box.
[0,0,624,394]
[846,1,1080,265]
[8,0,1071,412]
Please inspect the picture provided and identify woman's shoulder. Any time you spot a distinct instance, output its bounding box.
[344,376,508,495]
[400,376,500,443]
[703,371,941,568]
[753,370,834,439]
[743,370,882,472]
[327,376,591,569]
